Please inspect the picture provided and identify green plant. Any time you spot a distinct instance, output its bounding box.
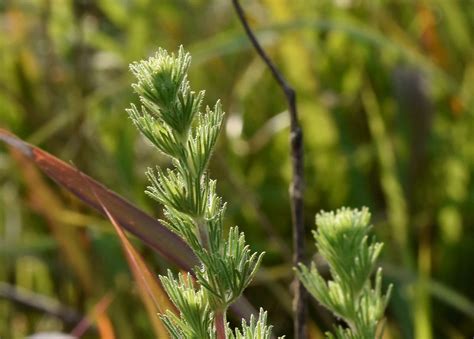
[297,207,392,339]
[126,45,393,338]
[127,46,279,338]
[0,42,395,339]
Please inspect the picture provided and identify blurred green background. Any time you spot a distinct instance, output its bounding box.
[1,0,473,338]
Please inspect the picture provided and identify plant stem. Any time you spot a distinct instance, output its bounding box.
[195,217,210,250]
[231,1,307,338]
[215,310,227,339]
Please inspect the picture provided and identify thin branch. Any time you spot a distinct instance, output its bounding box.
[215,310,227,339]
[0,282,85,326]
[231,1,307,338]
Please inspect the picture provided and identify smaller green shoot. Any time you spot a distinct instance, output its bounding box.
[228,309,278,339]
[297,207,392,339]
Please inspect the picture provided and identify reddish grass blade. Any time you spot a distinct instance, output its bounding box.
[71,292,115,338]
[0,128,197,271]
[0,128,256,321]
[98,198,173,338]
[95,312,116,339]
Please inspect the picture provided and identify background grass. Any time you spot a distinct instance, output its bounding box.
[1,0,473,338]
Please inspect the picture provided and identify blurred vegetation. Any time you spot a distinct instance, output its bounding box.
[1,0,473,338]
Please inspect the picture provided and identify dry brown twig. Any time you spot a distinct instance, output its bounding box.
[231,1,307,338]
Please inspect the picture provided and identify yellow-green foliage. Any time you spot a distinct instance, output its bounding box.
[1,1,473,338]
